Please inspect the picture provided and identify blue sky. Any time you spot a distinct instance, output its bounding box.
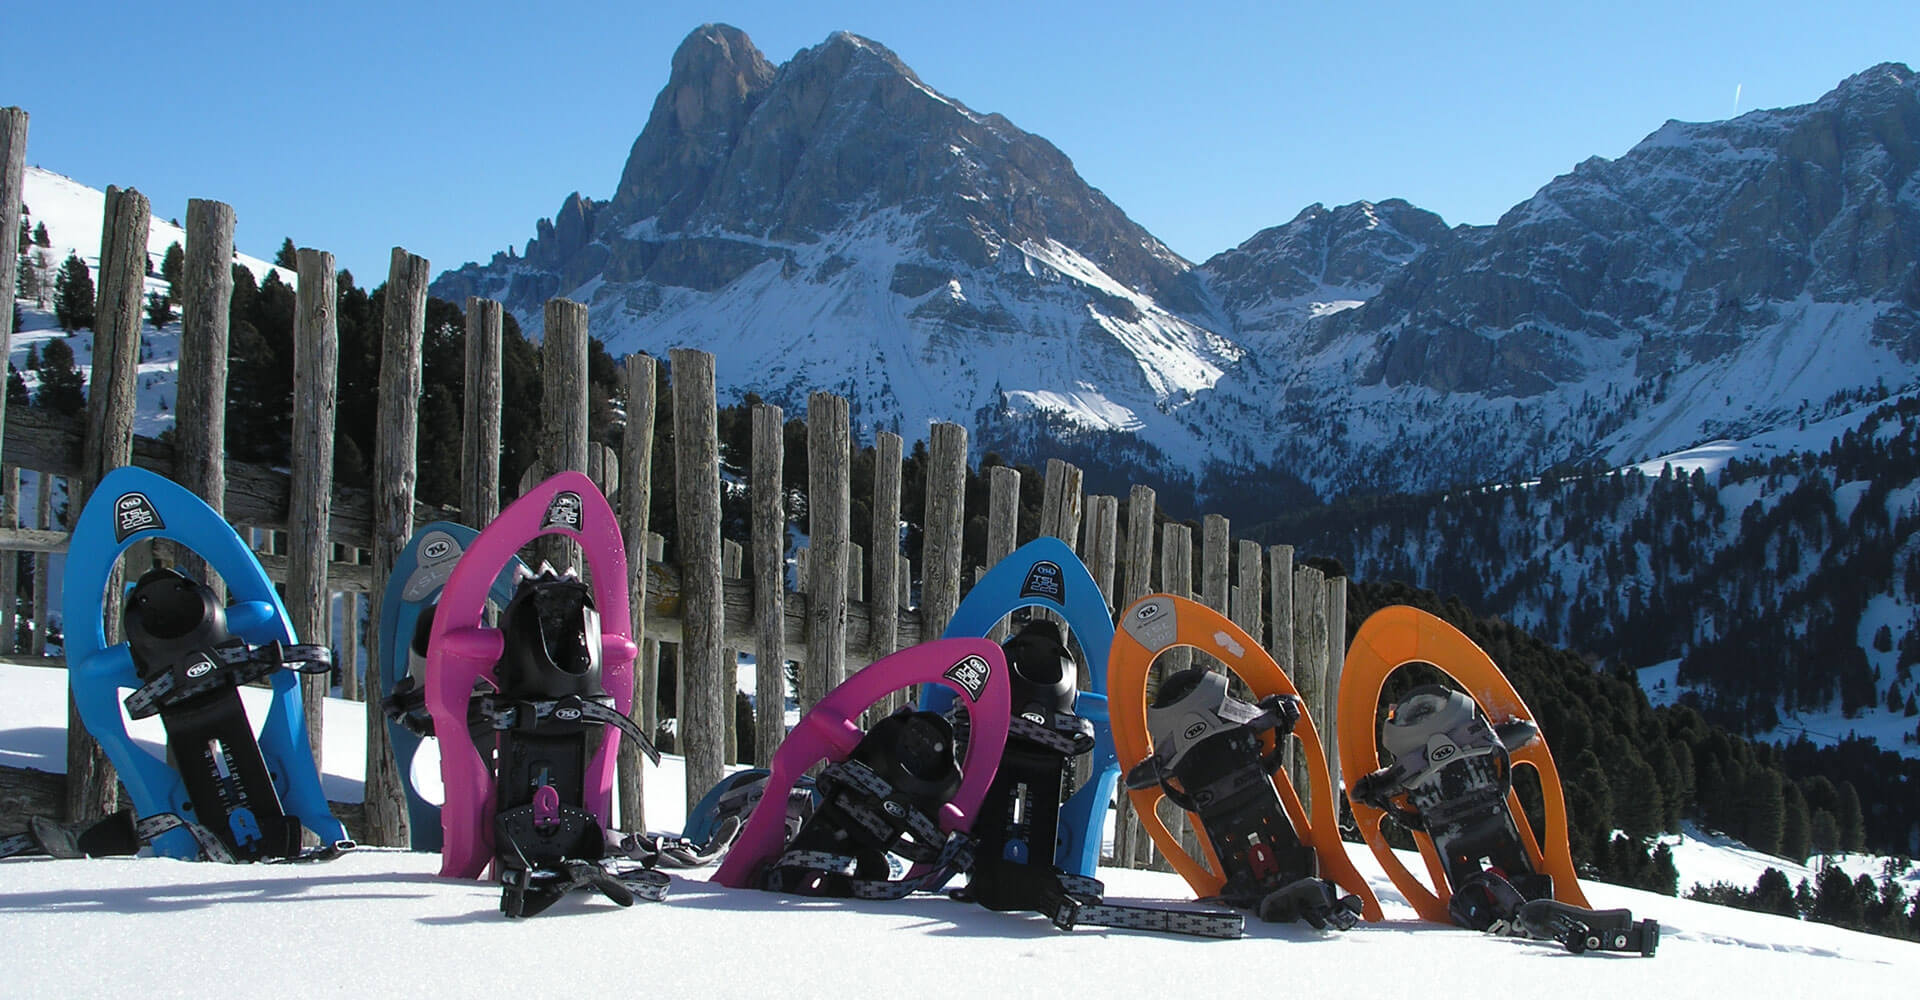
[8,1,1913,282]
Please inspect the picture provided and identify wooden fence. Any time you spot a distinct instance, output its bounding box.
[0,104,1346,868]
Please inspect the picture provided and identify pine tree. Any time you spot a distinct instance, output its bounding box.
[53,253,95,331]
[1753,867,1798,917]
[31,221,48,247]
[274,238,296,269]
[1781,781,1813,862]
[6,364,27,408]
[33,338,86,416]
[160,241,183,289]
[1837,782,1866,853]
[145,292,173,330]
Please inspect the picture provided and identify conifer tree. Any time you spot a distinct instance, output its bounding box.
[32,221,48,247]
[1781,780,1813,862]
[6,364,25,408]
[160,241,183,289]
[33,338,86,415]
[145,291,173,330]
[275,238,296,269]
[53,253,94,331]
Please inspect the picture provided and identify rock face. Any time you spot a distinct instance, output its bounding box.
[434,24,1229,461]
[434,35,1920,501]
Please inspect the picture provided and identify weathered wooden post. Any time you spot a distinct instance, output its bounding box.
[1198,515,1230,676]
[1323,575,1348,797]
[1156,520,1198,867]
[722,539,744,762]
[1290,564,1329,808]
[617,353,656,830]
[176,198,235,596]
[31,473,50,656]
[540,299,590,573]
[984,465,1020,641]
[920,423,968,640]
[1084,495,1118,609]
[1268,543,1296,779]
[671,348,725,804]
[67,185,148,822]
[287,248,339,774]
[462,298,505,528]
[750,404,786,766]
[1233,540,1263,642]
[1,467,16,651]
[1112,483,1156,866]
[868,431,903,711]
[1040,459,1084,550]
[362,247,430,847]
[639,532,665,739]
[804,392,850,711]
[0,108,25,448]
[338,591,361,701]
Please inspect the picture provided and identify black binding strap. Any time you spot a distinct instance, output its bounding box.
[124,640,334,719]
[1,809,240,863]
[761,757,974,900]
[474,693,661,765]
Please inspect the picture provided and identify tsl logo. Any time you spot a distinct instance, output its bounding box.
[1018,560,1065,601]
[543,491,585,530]
[113,492,165,543]
[942,654,992,703]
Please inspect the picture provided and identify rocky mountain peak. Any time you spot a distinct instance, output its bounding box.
[611,23,777,227]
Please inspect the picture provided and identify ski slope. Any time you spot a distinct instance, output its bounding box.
[1,662,1914,996]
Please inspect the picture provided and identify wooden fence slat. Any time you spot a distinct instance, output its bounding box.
[920,423,968,640]
[722,539,744,763]
[1154,520,1197,868]
[1,467,16,652]
[1323,575,1347,796]
[31,473,50,656]
[66,184,147,823]
[462,298,504,529]
[803,393,851,713]
[175,198,235,597]
[1112,483,1155,867]
[617,353,657,830]
[670,348,725,804]
[540,299,590,573]
[750,405,786,767]
[1290,564,1329,808]
[288,248,340,778]
[361,247,429,848]
[0,108,25,451]
[640,532,665,741]
[984,465,1020,642]
[869,431,902,715]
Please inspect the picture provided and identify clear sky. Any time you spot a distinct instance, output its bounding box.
[8,1,1914,282]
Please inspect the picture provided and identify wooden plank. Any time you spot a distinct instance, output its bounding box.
[722,538,744,764]
[288,248,340,777]
[617,353,656,830]
[360,247,429,848]
[1113,484,1155,867]
[67,185,148,823]
[1323,575,1347,795]
[670,348,725,804]
[540,299,590,573]
[0,109,25,451]
[175,198,235,597]
[639,533,665,741]
[984,465,1019,642]
[868,431,902,716]
[31,473,50,656]
[803,392,851,722]
[750,404,786,767]
[920,423,968,640]
[1290,564,1328,808]
[461,298,505,528]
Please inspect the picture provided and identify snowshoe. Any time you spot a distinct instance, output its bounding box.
[1110,593,1380,924]
[423,473,660,917]
[377,521,526,851]
[920,537,1121,878]
[1340,606,1656,955]
[1,808,234,862]
[63,467,348,861]
[714,637,1011,897]
[952,620,1243,938]
[684,769,816,858]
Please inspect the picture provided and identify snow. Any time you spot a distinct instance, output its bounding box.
[5,662,1918,996]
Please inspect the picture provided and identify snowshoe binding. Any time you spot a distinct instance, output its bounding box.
[482,569,665,917]
[682,769,816,864]
[423,473,657,917]
[63,467,348,861]
[954,621,1243,937]
[378,521,526,851]
[1110,593,1380,924]
[1341,606,1657,955]
[922,536,1122,879]
[1125,666,1361,929]
[0,808,235,862]
[714,637,1011,897]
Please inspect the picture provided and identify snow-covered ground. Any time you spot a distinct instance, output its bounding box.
[4,660,1915,999]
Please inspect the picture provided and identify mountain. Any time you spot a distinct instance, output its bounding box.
[434,32,1919,512]
[1190,62,1920,497]
[433,24,1235,472]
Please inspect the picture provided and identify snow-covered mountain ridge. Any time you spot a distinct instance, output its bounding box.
[431,29,1917,506]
